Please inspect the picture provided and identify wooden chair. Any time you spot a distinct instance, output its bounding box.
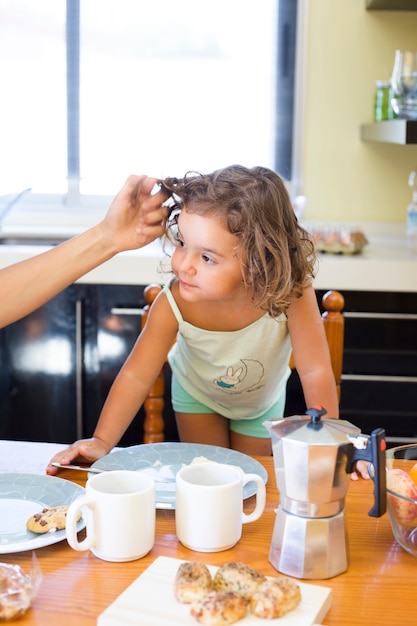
[140,285,345,443]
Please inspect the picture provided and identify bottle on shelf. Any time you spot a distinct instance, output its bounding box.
[406,170,417,251]
[373,80,396,122]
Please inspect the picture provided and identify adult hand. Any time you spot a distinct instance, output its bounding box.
[101,175,169,253]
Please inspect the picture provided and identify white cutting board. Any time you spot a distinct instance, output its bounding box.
[97,556,331,626]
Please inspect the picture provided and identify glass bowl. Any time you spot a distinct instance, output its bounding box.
[386,444,417,557]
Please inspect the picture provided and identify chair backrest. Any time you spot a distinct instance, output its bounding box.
[320,290,345,403]
[140,285,345,443]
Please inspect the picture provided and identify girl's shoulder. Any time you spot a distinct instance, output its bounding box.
[146,283,179,333]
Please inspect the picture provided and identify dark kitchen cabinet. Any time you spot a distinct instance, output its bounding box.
[336,290,417,445]
[285,290,417,445]
[3,283,415,447]
[0,286,84,443]
[0,284,178,445]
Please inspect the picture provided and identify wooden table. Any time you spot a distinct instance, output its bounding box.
[1,440,416,625]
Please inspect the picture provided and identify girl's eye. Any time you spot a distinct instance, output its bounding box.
[202,254,214,264]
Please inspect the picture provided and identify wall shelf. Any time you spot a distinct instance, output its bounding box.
[366,0,417,9]
[360,120,417,144]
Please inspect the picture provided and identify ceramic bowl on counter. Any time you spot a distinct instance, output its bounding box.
[386,444,417,557]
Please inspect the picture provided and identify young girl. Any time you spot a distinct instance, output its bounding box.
[48,165,339,470]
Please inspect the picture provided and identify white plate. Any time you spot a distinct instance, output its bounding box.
[91,442,268,510]
[97,556,332,626]
[0,473,85,554]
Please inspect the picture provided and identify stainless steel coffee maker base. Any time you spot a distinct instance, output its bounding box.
[269,506,348,579]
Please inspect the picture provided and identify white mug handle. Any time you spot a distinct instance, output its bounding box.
[66,495,96,552]
[241,473,266,524]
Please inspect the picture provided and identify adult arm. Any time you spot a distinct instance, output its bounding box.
[0,175,167,328]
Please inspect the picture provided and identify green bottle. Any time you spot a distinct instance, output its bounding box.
[374,80,396,121]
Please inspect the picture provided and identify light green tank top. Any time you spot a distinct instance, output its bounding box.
[164,278,292,420]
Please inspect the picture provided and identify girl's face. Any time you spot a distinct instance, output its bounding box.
[171,210,244,303]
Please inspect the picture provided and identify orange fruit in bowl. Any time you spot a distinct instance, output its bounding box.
[410,463,417,486]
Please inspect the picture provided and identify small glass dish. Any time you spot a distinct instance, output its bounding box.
[386,444,417,557]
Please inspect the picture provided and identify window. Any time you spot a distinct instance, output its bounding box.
[0,0,301,202]
[0,1,67,194]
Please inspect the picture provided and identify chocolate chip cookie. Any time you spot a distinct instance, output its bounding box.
[26,505,81,534]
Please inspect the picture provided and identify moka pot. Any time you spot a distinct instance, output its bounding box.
[264,407,386,579]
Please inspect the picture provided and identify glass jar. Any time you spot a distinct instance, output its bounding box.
[390,50,417,120]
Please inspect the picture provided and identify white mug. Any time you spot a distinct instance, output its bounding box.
[66,470,155,562]
[175,462,266,552]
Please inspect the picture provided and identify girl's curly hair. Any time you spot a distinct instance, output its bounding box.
[160,164,316,317]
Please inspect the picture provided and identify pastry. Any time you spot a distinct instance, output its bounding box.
[174,561,302,623]
[190,590,248,626]
[26,505,80,534]
[249,577,301,619]
[212,562,265,600]
[174,561,213,604]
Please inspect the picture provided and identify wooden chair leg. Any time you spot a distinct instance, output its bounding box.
[143,369,165,443]
[141,283,165,443]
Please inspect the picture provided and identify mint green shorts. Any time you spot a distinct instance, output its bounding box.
[171,375,285,438]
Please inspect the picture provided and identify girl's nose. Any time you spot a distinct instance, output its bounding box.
[177,250,197,275]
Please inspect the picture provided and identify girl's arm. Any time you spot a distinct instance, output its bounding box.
[46,291,178,473]
[287,285,372,480]
[93,292,178,448]
[0,175,167,328]
[287,285,339,419]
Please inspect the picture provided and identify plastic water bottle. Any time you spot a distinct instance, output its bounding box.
[406,170,417,251]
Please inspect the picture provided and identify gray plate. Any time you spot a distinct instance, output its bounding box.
[0,473,85,553]
[91,442,268,510]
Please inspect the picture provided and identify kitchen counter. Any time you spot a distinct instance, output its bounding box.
[314,232,417,292]
[0,223,416,293]
[0,238,168,286]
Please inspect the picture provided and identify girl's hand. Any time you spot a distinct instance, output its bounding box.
[350,459,370,481]
[46,437,110,475]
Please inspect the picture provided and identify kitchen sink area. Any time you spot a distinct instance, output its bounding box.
[0,190,109,246]
[0,192,166,286]
[0,233,77,246]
